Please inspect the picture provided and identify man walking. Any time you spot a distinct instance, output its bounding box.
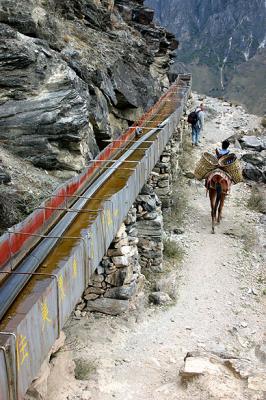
[189,103,204,146]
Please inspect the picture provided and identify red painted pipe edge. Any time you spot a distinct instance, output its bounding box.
[0,79,183,271]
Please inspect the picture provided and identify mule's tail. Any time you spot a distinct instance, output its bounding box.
[214,182,222,219]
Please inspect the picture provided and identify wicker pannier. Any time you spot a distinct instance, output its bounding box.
[194,152,219,180]
[218,154,243,184]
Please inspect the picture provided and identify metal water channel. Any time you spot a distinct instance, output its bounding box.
[0,75,191,400]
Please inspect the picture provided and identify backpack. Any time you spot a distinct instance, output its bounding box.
[187,110,199,125]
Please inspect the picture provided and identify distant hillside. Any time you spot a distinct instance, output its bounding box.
[145,0,266,115]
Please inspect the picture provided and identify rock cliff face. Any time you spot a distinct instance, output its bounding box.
[0,0,177,171]
[145,0,266,115]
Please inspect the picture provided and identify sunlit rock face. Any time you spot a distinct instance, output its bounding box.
[0,0,177,171]
[146,0,266,115]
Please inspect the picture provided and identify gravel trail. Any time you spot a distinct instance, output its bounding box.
[47,95,265,400]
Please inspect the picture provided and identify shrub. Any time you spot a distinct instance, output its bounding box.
[74,358,96,380]
[247,186,266,214]
[163,239,184,261]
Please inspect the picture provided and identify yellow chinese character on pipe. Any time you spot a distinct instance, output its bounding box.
[41,301,52,330]
[16,334,29,371]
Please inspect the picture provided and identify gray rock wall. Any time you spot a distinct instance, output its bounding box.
[0,0,177,172]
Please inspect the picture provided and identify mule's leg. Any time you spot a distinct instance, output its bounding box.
[217,194,225,224]
[209,189,216,234]
[214,183,221,221]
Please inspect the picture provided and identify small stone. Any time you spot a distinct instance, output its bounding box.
[92,274,104,283]
[113,238,129,248]
[111,255,130,267]
[173,228,184,235]
[74,310,82,317]
[241,322,248,328]
[149,292,172,305]
[180,353,220,378]
[84,287,105,296]
[76,302,86,311]
[84,293,99,301]
[96,265,105,275]
[184,171,194,179]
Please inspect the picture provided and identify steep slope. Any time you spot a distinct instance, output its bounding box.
[145,0,266,115]
[0,0,177,172]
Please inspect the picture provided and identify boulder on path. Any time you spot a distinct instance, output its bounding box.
[180,352,266,399]
[180,353,221,378]
[240,136,263,151]
[86,298,129,315]
[242,152,265,167]
[243,163,262,182]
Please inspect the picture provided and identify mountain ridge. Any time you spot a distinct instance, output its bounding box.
[145,0,266,115]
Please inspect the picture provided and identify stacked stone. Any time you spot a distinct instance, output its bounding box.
[148,121,186,208]
[135,184,164,273]
[76,112,189,314]
[148,110,188,209]
[76,207,142,315]
[150,144,172,208]
[134,116,187,273]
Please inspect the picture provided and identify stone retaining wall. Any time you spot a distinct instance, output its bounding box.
[135,184,164,273]
[76,112,188,314]
[75,207,143,316]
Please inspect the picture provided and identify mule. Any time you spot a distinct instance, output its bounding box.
[205,170,232,234]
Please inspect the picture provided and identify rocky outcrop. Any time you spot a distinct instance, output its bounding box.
[0,0,177,171]
[0,146,60,235]
[180,351,266,398]
[239,135,266,183]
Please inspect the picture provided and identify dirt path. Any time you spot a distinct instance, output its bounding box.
[47,95,265,400]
